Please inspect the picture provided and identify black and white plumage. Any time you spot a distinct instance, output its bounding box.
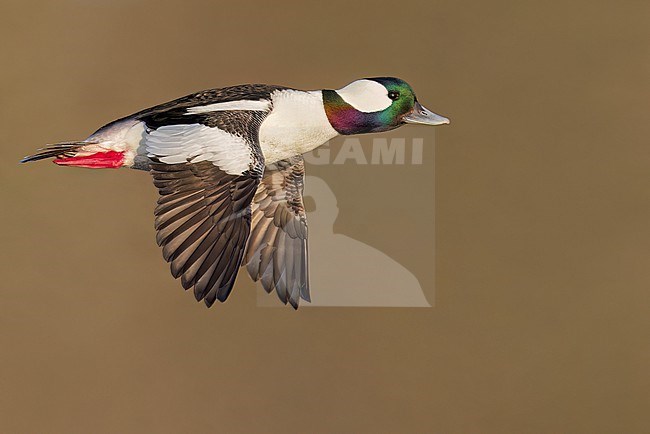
[21,78,449,309]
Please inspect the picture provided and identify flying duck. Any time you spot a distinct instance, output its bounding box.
[21,77,449,309]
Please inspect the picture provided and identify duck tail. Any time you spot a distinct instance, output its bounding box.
[20,142,87,163]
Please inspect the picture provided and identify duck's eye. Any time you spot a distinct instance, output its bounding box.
[388,91,400,101]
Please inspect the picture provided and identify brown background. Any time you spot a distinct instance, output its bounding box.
[1,1,649,433]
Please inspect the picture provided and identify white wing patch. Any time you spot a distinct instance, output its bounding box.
[145,124,252,175]
[185,100,271,114]
[336,79,392,113]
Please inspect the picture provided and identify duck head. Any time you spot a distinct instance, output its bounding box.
[322,77,450,135]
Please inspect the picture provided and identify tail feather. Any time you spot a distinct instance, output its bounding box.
[20,142,88,163]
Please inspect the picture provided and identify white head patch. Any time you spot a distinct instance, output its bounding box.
[335,79,392,113]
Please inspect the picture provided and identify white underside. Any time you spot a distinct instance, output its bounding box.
[84,119,145,166]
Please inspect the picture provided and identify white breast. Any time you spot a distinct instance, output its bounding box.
[259,90,338,164]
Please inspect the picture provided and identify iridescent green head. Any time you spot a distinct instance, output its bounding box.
[322,77,449,135]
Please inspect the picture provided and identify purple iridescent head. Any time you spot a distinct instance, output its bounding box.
[322,77,449,135]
